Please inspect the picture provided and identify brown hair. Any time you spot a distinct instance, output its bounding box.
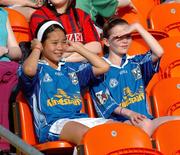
[103,16,128,39]
[102,16,128,55]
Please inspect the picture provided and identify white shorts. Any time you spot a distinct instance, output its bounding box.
[49,117,110,135]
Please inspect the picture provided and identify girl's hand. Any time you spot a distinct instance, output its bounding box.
[116,22,142,37]
[0,46,8,57]
[108,23,140,42]
[128,111,147,126]
[25,0,44,8]
[64,41,84,53]
[31,39,43,52]
[120,108,147,126]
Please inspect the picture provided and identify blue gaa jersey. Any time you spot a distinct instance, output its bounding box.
[19,60,95,142]
[91,51,159,121]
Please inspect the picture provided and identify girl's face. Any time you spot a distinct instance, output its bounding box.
[42,28,67,67]
[50,0,69,7]
[106,24,132,55]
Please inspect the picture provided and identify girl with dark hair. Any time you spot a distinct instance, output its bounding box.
[19,20,111,147]
[30,0,102,63]
[90,16,180,136]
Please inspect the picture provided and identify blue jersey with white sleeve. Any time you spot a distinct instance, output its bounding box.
[19,60,95,142]
[91,51,159,121]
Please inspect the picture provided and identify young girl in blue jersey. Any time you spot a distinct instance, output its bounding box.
[90,17,180,136]
[18,20,113,146]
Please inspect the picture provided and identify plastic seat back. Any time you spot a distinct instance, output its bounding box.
[128,39,150,55]
[117,0,160,28]
[152,120,180,155]
[83,90,97,118]
[107,147,163,155]
[81,123,153,155]
[158,37,180,78]
[130,30,168,52]
[117,7,148,28]
[164,59,180,78]
[14,92,74,154]
[16,92,37,145]
[131,0,160,19]
[4,8,30,43]
[148,3,180,36]
[150,78,180,117]
[127,29,168,56]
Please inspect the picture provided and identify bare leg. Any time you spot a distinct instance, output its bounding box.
[124,119,156,136]
[150,116,180,135]
[60,121,89,145]
[124,116,180,136]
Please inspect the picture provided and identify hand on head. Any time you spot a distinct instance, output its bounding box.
[31,39,43,51]
[25,0,44,8]
[64,41,84,53]
[118,22,141,36]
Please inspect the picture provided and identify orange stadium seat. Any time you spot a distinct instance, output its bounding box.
[164,59,180,78]
[145,73,162,116]
[117,7,148,28]
[152,120,180,155]
[128,30,168,56]
[80,123,155,155]
[131,0,160,19]
[83,90,97,118]
[148,3,180,36]
[117,0,160,28]
[13,92,74,155]
[4,8,30,43]
[158,37,180,78]
[128,39,150,55]
[150,78,180,117]
[146,73,162,97]
[107,147,163,155]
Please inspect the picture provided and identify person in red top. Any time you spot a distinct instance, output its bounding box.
[30,0,102,62]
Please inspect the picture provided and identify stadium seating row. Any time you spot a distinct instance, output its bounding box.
[3,2,180,154]
[118,1,180,37]
[14,89,180,155]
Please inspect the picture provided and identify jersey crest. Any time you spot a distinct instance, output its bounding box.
[68,72,78,85]
[95,90,109,105]
[109,78,119,88]
[43,73,53,82]
[131,66,142,80]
